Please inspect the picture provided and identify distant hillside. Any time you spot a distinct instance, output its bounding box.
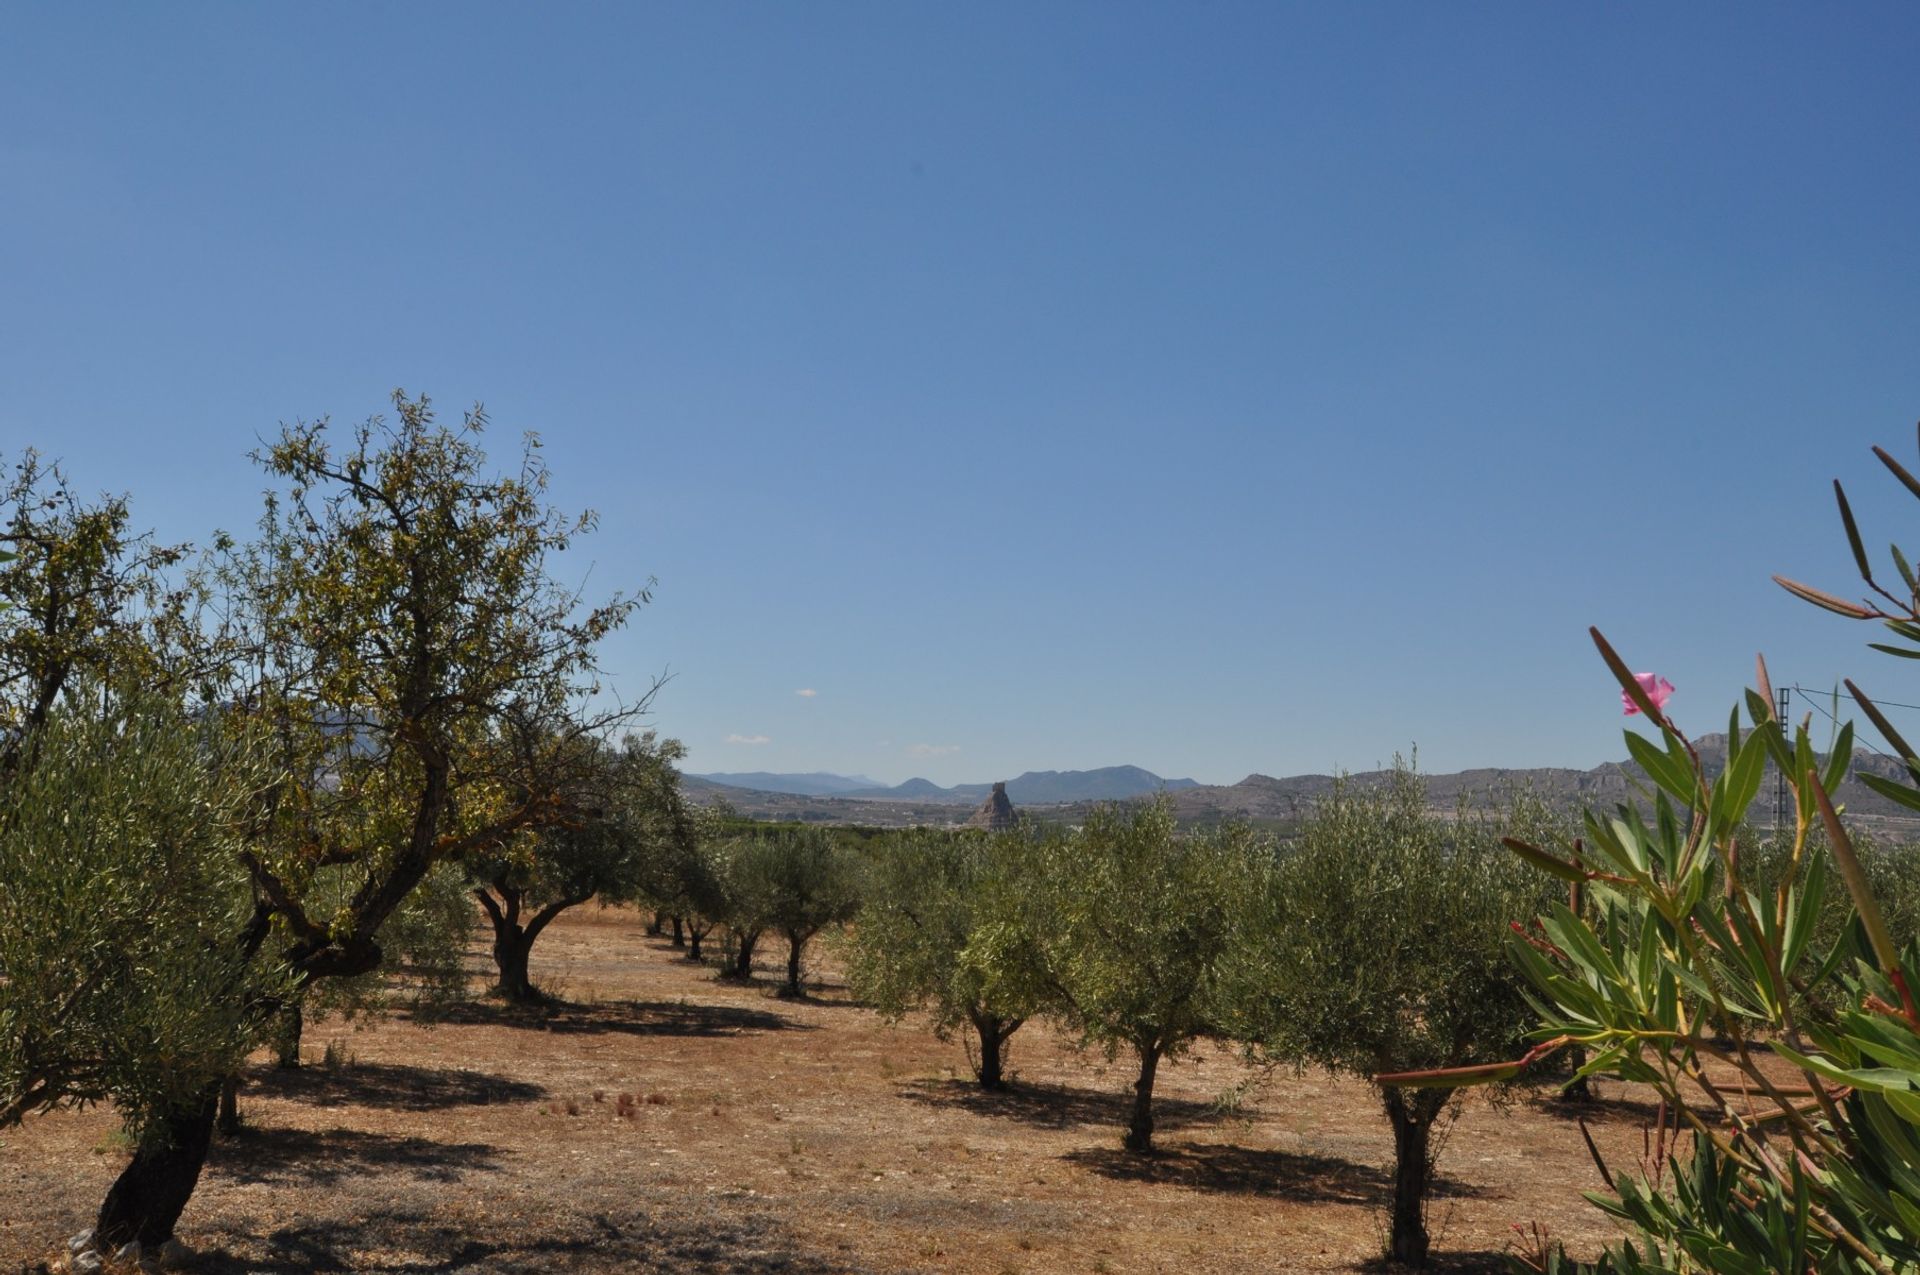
[842,765,1200,804]
[690,771,881,798]
[681,738,1920,836]
[1163,734,1920,835]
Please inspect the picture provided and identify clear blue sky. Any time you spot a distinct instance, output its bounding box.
[5,4,1919,786]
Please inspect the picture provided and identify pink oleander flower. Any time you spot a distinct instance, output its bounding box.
[1623,673,1674,716]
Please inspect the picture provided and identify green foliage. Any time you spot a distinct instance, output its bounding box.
[1742,825,1920,1018]
[845,827,1051,1085]
[203,392,648,987]
[0,694,292,1138]
[722,824,864,993]
[1398,437,1920,1272]
[306,860,477,1022]
[471,733,688,911]
[0,453,188,772]
[1387,644,1920,1268]
[0,395,653,1248]
[468,732,691,1001]
[1237,766,1562,1080]
[1221,766,1561,1265]
[993,799,1264,1150]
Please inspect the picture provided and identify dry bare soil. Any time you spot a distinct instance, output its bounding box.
[2,907,1653,1273]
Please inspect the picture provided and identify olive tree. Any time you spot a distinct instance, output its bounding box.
[0,460,275,1139]
[0,693,290,1135]
[846,827,1050,1089]
[643,802,731,962]
[1228,766,1559,1267]
[723,825,863,996]
[68,394,647,1250]
[469,732,689,1003]
[1003,800,1264,1153]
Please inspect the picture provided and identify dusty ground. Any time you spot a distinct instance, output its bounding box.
[2,906,1663,1273]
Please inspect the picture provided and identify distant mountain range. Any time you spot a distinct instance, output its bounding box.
[685,737,1920,835]
[692,771,884,798]
[1160,732,1920,833]
[690,765,1199,805]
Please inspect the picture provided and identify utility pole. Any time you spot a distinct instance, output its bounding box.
[1773,685,1792,835]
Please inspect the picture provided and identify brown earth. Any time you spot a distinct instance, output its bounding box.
[1,906,1669,1274]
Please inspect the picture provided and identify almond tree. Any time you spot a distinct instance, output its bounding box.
[78,394,645,1249]
[0,452,188,772]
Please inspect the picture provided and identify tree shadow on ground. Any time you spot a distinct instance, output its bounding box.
[1529,1088,1717,1127]
[767,985,863,1008]
[193,1204,862,1274]
[896,1077,1221,1133]
[206,1126,505,1189]
[249,1060,547,1111]
[1358,1251,1511,1273]
[709,968,859,1006]
[1062,1141,1494,1205]
[405,997,809,1038]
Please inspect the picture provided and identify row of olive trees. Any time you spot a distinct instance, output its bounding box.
[637,815,865,997]
[844,783,1567,1267]
[0,399,655,1253]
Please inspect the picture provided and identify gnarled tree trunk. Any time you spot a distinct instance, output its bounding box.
[95,1084,221,1249]
[476,881,589,1005]
[216,1076,241,1137]
[494,927,537,1002]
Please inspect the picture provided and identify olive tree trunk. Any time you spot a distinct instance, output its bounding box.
[728,927,761,979]
[476,882,589,1005]
[971,1013,1020,1091]
[275,1000,304,1069]
[1123,1041,1163,1154]
[1382,1086,1447,1266]
[95,1084,221,1249]
[778,926,816,998]
[215,1076,241,1137]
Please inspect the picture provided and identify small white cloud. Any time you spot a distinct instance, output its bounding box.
[794,688,818,698]
[725,733,772,746]
[906,743,960,758]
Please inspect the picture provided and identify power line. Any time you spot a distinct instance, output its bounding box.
[1786,686,1894,761]
[1786,684,1920,717]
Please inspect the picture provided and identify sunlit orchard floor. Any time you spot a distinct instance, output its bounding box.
[0,906,1649,1274]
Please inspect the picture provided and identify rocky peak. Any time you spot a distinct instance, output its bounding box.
[964,781,1017,830]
